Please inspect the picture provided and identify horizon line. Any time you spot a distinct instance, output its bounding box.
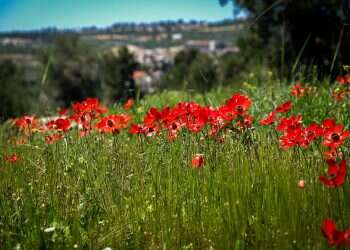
[0,17,247,33]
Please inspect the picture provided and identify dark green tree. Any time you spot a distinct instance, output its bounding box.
[0,60,35,121]
[40,35,101,106]
[161,49,200,89]
[220,0,350,74]
[162,49,219,91]
[100,46,138,103]
[187,54,218,92]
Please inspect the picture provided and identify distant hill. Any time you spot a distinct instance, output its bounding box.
[0,19,245,54]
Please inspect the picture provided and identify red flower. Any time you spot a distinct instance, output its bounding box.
[275,101,293,113]
[276,115,303,133]
[167,121,181,140]
[260,111,276,126]
[217,105,238,122]
[322,122,349,149]
[71,98,108,128]
[336,75,350,85]
[303,123,323,145]
[290,83,306,97]
[332,89,348,102]
[129,124,145,135]
[58,107,68,117]
[298,180,305,189]
[225,93,252,116]
[95,114,131,134]
[187,117,206,133]
[191,154,205,168]
[123,98,134,110]
[72,98,107,116]
[129,123,159,137]
[46,118,71,132]
[14,116,38,130]
[237,114,254,129]
[279,128,305,149]
[322,119,336,131]
[322,219,350,247]
[4,154,21,163]
[324,149,342,161]
[319,159,347,188]
[45,134,63,144]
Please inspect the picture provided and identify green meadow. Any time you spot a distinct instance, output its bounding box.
[1,79,350,249]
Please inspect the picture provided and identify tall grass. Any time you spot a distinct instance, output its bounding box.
[1,80,350,249]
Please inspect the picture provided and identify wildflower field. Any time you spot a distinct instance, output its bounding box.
[1,77,350,249]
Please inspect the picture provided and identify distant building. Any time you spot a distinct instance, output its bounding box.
[186,40,239,54]
[133,70,162,94]
[172,33,183,41]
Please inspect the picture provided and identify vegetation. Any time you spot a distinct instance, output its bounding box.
[100,46,139,103]
[1,75,350,249]
[0,60,37,122]
[219,0,350,75]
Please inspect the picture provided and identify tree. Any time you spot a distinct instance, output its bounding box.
[0,60,35,121]
[161,49,218,92]
[161,49,200,89]
[40,35,101,106]
[100,46,138,103]
[220,0,350,74]
[187,54,218,92]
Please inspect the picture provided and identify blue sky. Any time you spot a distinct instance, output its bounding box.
[0,0,235,31]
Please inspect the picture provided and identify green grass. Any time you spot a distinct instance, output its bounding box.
[1,80,350,249]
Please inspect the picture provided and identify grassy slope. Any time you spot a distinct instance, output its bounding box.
[1,80,350,249]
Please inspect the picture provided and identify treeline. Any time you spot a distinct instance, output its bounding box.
[0,19,239,40]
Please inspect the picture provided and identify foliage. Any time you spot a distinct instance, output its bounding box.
[100,46,139,103]
[220,0,350,74]
[0,60,36,121]
[40,35,101,106]
[1,76,350,248]
[187,53,218,92]
[161,49,219,92]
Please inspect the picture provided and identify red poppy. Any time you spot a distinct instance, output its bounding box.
[187,117,206,133]
[58,107,68,117]
[45,134,63,144]
[276,115,303,133]
[95,114,131,134]
[260,111,276,126]
[303,123,323,145]
[324,149,342,161]
[323,123,349,149]
[4,154,21,163]
[332,89,348,102]
[237,114,254,129]
[319,159,347,188]
[225,93,252,116]
[336,75,350,85]
[322,119,336,131]
[46,118,71,132]
[217,105,238,122]
[322,219,350,247]
[290,83,306,97]
[275,101,293,113]
[298,180,305,189]
[191,154,204,168]
[167,121,181,140]
[143,107,162,126]
[279,128,305,149]
[123,98,134,110]
[14,116,38,130]
[129,124,146,135]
